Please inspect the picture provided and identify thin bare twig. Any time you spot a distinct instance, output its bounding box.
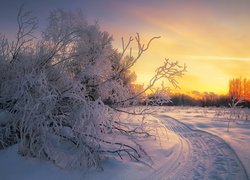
[10,5,38,64]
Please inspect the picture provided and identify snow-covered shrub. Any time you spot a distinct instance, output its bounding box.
[214,98,250,132]
[145,82,172,106]
[0,8,186,169]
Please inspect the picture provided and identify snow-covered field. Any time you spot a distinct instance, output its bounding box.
[161,106,250,179]
[1,106,250,180]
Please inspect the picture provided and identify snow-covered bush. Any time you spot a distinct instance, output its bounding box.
[0,8,186,169]
[214,98,250,132]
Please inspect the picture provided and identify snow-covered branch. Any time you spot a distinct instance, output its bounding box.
[0,8,184,170]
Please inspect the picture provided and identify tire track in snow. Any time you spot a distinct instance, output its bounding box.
[145,130,191,179]
[147,114,248,180]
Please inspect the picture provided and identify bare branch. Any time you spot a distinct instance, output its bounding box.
[10,5,38,64]
[93,34,161,89]
[113,59,186,105]
[119,33,160,73]
[39,30,79,67]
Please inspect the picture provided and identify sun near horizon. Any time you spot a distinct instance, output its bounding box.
[99,1,250,96]
[1,1,250,96]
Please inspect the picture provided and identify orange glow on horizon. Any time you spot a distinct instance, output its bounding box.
[100,1,250,95]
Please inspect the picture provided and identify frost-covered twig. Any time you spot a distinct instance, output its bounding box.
[227,97,245,132]
[10,5,38,64]
[113,59,186,105]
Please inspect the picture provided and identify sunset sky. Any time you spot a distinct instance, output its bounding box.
[1,0,250,95]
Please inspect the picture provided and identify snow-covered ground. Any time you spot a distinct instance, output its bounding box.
[1,106,250,179]
[159,106,250,179]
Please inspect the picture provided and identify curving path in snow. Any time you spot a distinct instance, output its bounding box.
[147,114,249,180]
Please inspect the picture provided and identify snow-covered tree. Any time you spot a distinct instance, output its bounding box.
[0,8,186,169]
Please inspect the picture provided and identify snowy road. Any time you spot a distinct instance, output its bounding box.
[1,112,249,180]
[148,114,249,180]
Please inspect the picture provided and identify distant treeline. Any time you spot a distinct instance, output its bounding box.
[169,94,249,108]
[161,94,250,108]
[144,77,250,107]
[164,77,250,108]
